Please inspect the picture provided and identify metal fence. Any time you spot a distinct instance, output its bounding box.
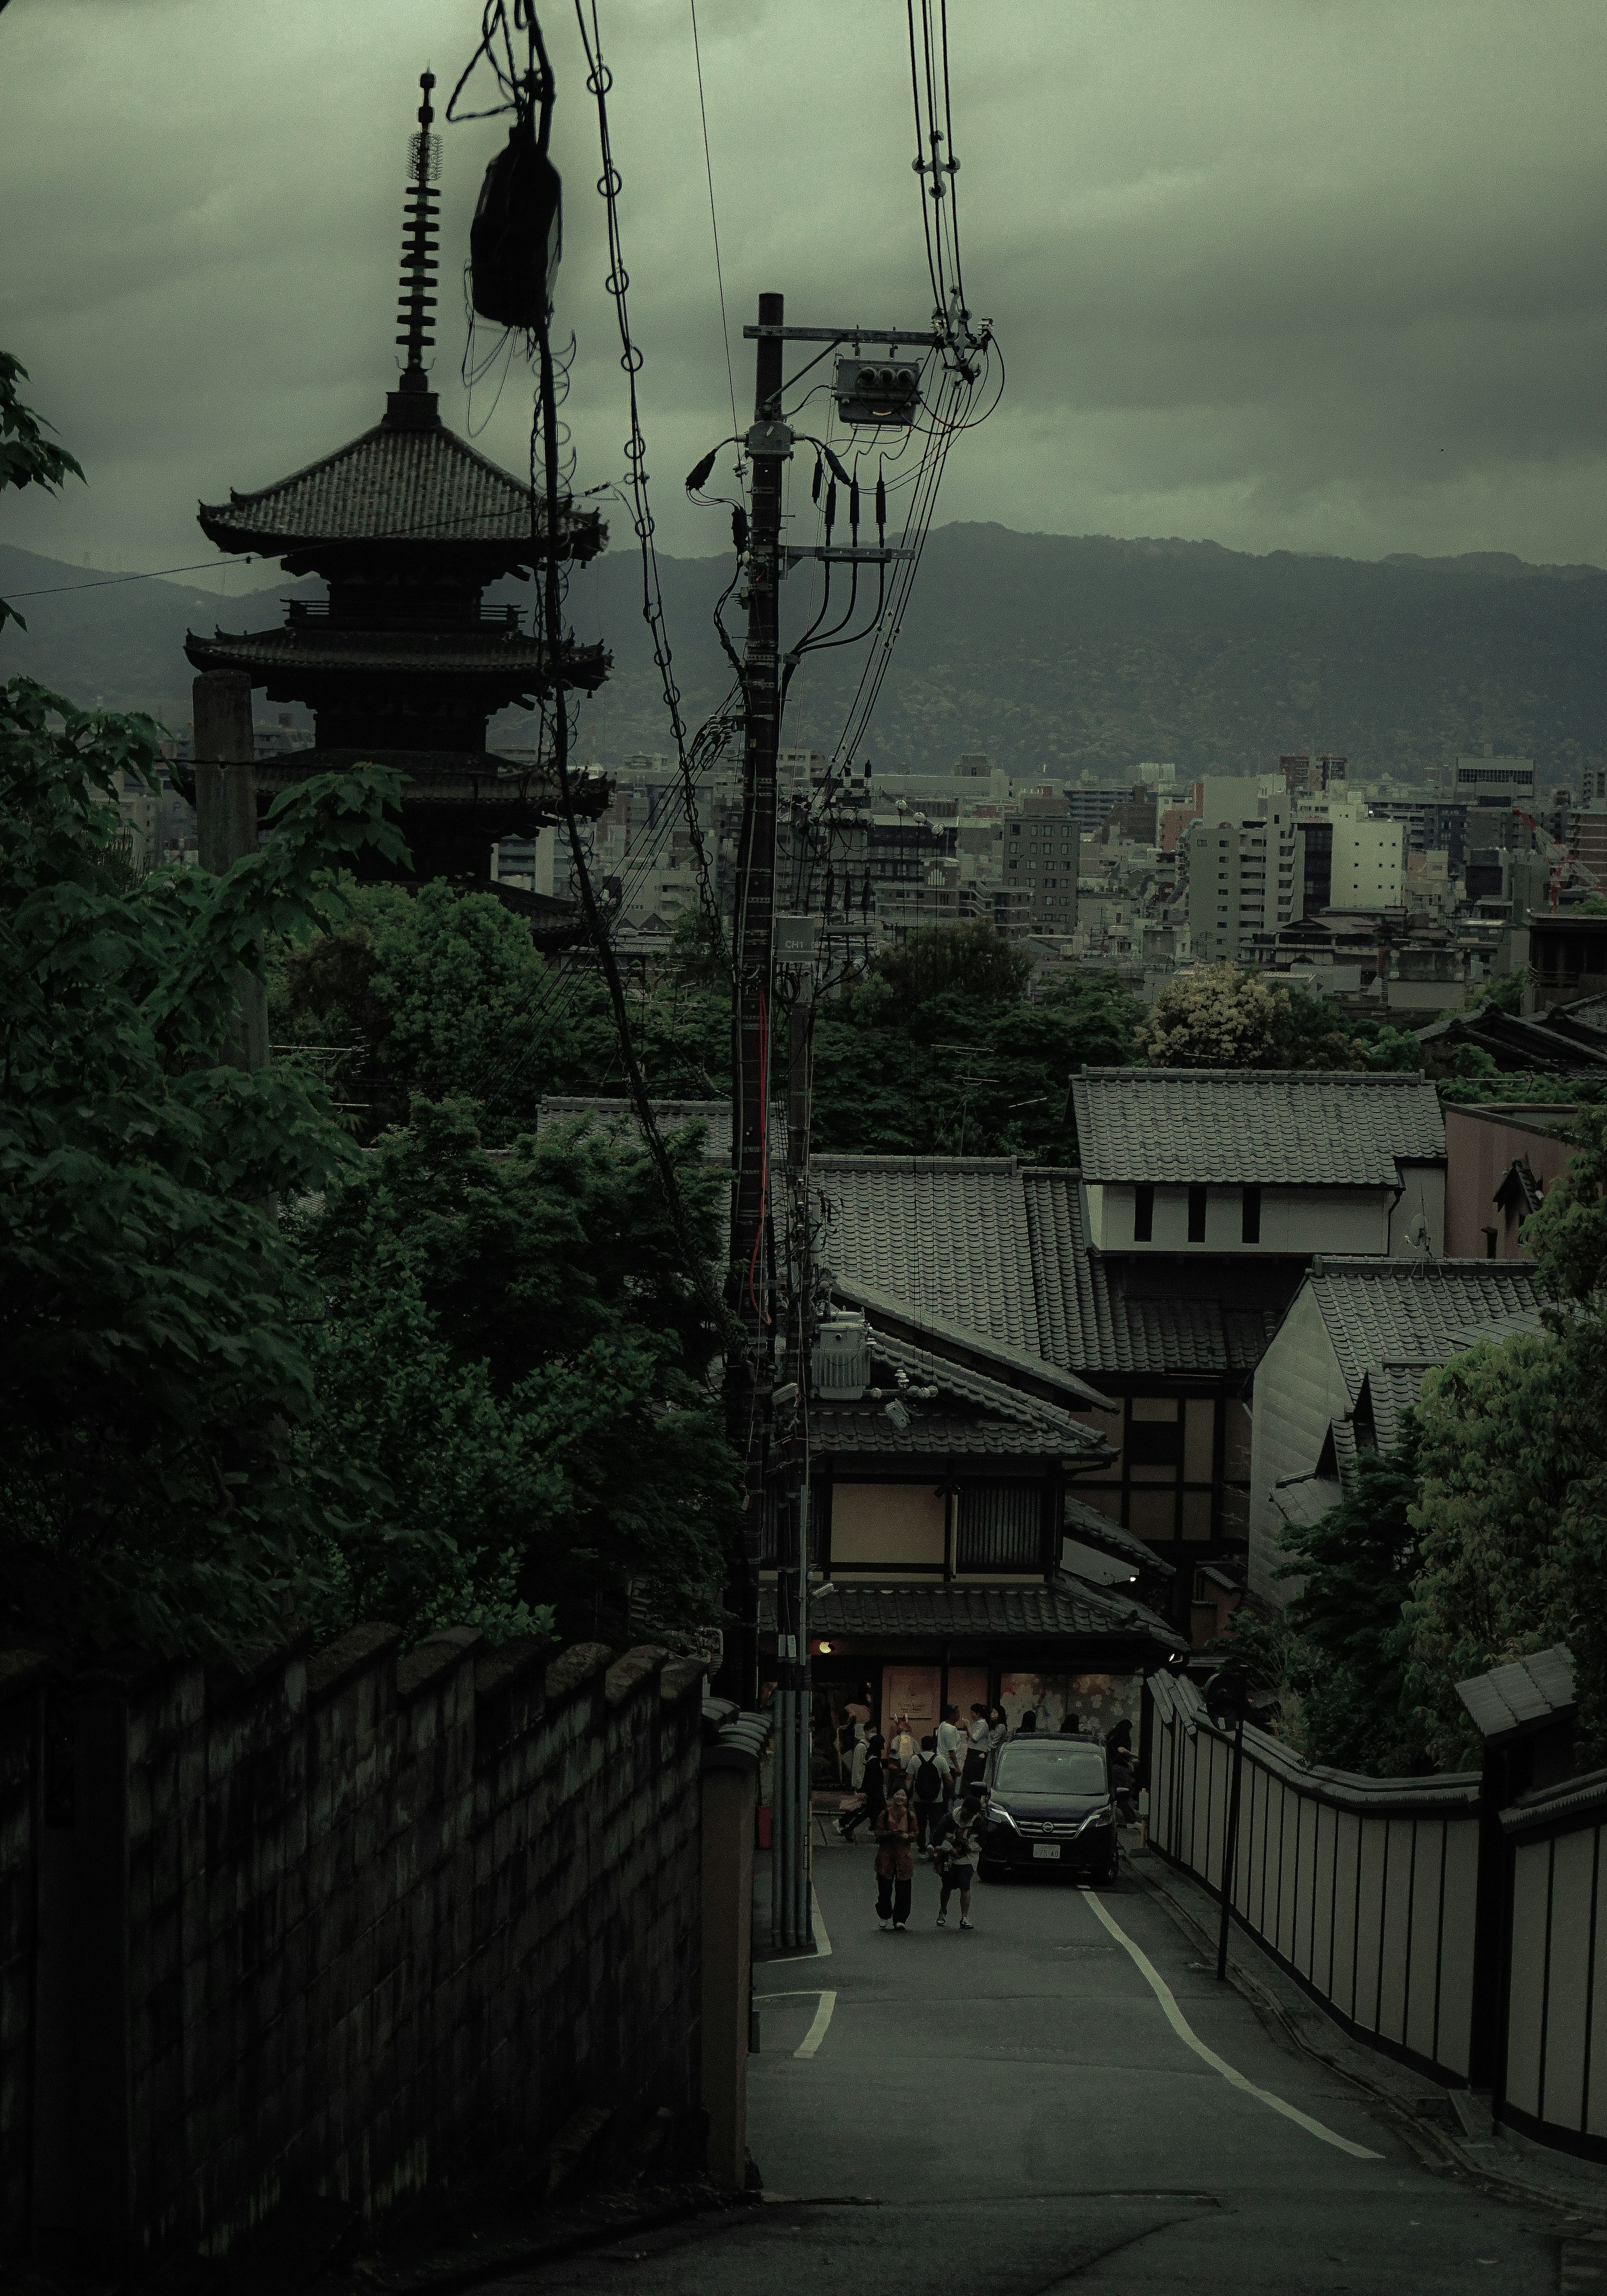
[1500,1768,1607,2155]
[1147,1671,1482,2083]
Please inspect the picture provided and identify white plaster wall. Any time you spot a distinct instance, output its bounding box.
[1388,1164,1447,1256]
[1248,1285,1351,1602]
[1090,1184,1391,1257]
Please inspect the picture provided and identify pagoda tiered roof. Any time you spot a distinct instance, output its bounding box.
[196,399,605,566]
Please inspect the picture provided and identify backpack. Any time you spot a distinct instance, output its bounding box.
[912,1752,945,1804]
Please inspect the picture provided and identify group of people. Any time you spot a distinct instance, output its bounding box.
[834,1699,1137,1932]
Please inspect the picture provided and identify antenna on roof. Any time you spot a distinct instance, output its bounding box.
[392,73,442,416]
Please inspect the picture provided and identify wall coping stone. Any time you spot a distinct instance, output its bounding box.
[396,1628,482,1703]
[205,1629,313,1713]
[306,1623,402,1707]
[660,1657,710,1705]
[474,1636,552,1708]
[544,1642,614,1708]
[605,1646,668,1708]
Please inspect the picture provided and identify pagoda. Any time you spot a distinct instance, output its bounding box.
[185,72,609,884]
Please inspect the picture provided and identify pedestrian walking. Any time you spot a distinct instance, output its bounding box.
[838,1730,886,1842]
[930,1797,981,1931]
[961,1702,990,1792]
[1108,1737,1137,1823]
[874,1787,919,1930]
[907,1735,949,1846]
[986,1703,1009,1755]
[935,1702,965,1807]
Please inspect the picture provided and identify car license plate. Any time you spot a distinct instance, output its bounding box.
[1032,1843,1061,1861]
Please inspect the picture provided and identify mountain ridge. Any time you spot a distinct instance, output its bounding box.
[4,524,1602,782]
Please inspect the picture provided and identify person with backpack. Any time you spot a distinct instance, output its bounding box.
[929,1796,981,1930]
[906,1734,948,1847]
[837,1730,886,1842]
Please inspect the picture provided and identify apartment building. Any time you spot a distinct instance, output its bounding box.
[1003,789,1079,931]
[1184,794,1304,962]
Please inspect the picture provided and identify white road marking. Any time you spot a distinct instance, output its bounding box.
[1083,1892,1383,2161]
[753,1986,838,2058]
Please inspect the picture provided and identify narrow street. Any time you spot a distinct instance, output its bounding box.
[507,1841,1572,2295]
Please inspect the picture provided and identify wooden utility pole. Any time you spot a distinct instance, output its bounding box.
[725,292,788,1707]
[192,669,269,1072]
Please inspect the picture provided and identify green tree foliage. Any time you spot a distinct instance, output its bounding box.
[0,675,408,1658]
[295,1098,738,1641]
[1276,1443,1429,1775]
[1137,962,1367,1070]
[809,939,1141,1159]
[1,352,85,633]
[272,879,617,1140]
[870,918,1033,1018]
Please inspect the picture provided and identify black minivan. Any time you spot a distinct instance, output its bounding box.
[978,1733,1119,1885]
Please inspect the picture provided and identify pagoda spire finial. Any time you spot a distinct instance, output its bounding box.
[386,70,442,429]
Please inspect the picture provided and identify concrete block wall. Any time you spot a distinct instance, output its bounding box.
[26,1628,706,2270]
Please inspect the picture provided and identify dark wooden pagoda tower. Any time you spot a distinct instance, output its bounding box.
[185,72,608,883]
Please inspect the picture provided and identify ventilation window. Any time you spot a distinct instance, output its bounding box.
[1187,1185,1207,1242]
[1134,1184,1155,1242]
[1241,1185,1262,1244]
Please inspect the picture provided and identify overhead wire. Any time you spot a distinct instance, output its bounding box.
[688,0,744,488]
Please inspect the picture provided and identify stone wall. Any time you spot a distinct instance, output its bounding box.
[24,1629,707,2270]
[0,1658,42,2254]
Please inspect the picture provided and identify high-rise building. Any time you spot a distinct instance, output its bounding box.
[1002,789,1079,931]
[1184,794,1303,963]
[1328,814,1405,910]
[1436,752,1537,802]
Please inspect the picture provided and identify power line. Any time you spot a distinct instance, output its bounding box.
[688,0,743,472]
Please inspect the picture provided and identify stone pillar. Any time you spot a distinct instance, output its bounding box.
[699,1758,758,2188]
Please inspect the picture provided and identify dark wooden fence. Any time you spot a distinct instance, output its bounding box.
[5,1630,715,2269]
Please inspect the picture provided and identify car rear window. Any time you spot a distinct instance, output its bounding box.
[996,1742,1108,1791]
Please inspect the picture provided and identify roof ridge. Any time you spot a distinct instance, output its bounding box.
[1314,1255,1540,1278]
[1077,1065,1429,1085]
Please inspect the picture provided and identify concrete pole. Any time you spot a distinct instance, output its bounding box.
[192,671,269,1071]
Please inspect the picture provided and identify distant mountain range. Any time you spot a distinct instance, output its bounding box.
[4,524,1603,784]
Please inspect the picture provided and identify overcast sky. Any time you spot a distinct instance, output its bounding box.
[3,0,1604,593]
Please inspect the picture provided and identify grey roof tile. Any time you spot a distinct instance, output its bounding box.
[1309,1258,1543,1402]
[761,1575,1179,1647]
[1071,1068,1445,1187]
[1457,1644,1576,1741]
[198,418,605,556]
[1063,1494,1176,1579]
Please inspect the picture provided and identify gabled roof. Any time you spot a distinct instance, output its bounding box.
[814,1154,1284,1380]
[198,417,605,560]
[811,1330,1112,1461]
[1070,1068,1445,1186]
[1304,1257,1542,1405]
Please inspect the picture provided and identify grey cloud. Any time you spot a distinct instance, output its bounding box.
[0,0,1602,590]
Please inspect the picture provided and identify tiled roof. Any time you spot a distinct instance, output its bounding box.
[814,1157,1040,1352]
[1458,1646,1575,1743]
[761,1574,1180,1648]
[185,625,609,689]
[1070,1068,1445,1186]
[1063,1494,1176,1579]
[812,1332,1111,1460]
[198,418,605,558]
[1022,1169,1281,1376]
[814,1154,1283,1380]
[811,1408,1080,1457]
[832,1273,1114,1410]
[1308,1257,1543,1403]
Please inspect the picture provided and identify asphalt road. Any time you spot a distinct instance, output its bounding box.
[500,1838,1570,2295]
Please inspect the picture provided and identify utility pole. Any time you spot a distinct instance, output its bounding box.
[723,298,958,1931]
[725,291,788,1711]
